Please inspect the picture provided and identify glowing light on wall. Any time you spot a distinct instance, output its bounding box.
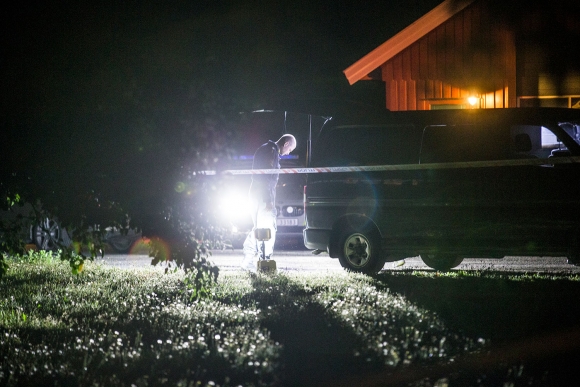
[467,96,479,107]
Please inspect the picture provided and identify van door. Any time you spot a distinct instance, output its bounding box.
[418,122,580,257]
[305,124,423,253]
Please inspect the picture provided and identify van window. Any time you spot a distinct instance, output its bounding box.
[561,123,580,146]
[420,125,509,163]
[420,124,571,163]
[313,125,421,167]
[510,125,569,158]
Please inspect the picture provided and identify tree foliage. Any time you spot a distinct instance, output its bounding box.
[0,46,247,281]
[1,0,352,280]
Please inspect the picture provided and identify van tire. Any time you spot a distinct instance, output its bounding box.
[32,218,63,251]
[337,228,385,274]
[420,254,464,271]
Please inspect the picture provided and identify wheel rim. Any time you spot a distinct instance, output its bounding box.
[343,233,371,268]
[35,218,61,250]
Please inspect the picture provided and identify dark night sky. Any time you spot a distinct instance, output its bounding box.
[1,0,443,120]
[1,0,443,202]
[0,0,440,225]
[3,0,577,223]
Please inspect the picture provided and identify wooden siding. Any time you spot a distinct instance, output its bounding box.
[344,0,475,85]
[381,1,516,111]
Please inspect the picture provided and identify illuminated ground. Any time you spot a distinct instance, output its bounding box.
[99,249,580,274]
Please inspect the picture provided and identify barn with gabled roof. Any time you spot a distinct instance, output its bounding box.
[344,0,580,110]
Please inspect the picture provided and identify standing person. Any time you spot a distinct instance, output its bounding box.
[241,134,297,271]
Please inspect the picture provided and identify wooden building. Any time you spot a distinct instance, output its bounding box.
[344,0,580,111]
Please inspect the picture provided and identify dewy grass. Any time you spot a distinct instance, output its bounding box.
[1,260,281,386]
[0,260,487,386]
[4,259,578,386]
[394,268,580,282]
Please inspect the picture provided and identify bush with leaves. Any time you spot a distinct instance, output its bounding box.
[146,176,223,301]
[149,235,219,300]
[0,190,127,277]
[1,65,245,292]
[1,194,25,277]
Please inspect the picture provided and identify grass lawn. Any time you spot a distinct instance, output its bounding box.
[2,255,580,386]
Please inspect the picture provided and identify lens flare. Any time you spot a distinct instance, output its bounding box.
[175,181,186,193]
[128,237,150,255]
[132,237,171,262]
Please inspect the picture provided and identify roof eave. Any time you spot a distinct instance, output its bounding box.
[343,0,475,85]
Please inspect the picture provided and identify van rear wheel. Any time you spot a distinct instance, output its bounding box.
[420,254,464,271]
[337,228,385,274]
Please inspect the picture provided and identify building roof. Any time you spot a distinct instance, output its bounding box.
[343,0,475,85]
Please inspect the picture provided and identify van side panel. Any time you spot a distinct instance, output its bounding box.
[304,109,580,260]
[304,124,424,255]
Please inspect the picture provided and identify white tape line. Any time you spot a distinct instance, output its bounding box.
[215,156,580,175]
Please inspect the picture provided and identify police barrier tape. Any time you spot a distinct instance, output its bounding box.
[196,155,580,175]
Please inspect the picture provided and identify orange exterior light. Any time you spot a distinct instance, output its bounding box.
[467,96,479,107]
